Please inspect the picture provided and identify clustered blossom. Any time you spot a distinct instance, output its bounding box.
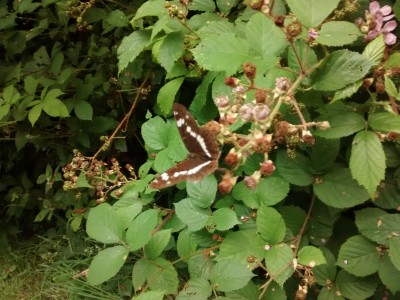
[362,1,397,45]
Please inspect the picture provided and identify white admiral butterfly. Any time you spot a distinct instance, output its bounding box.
[150,103,220,189]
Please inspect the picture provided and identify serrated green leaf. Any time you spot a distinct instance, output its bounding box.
[157,32,184,72]
[253,176,290,206]
[331,81,363,102]
[24,75,38,95]
[174,198,210,231]
[177,230,197,261]
[217,230,265,267]
[369,112,400,133]
[354,208,390,245]
[257,206,286,244]
[232,181,258,208]
[288,40,317,72]
[177,278,212,300]
[133,291,165,300]
[132,257,178,294]
[311,50,374,91]
[313,168,370,208]
[316,21,362,46]
[246,13,288,57]
[211,208,239,231]
[384,75,398,98]
[86,203,124,243]
[144,229,171,259]
[188,254,213,279]
[117,30,152,72]
[315,112,366,138]
[280,206,307,238]
[389,237,400,271]
[350,131,386,197]
[197,20,235,37]
[126,209,158,250]
[310,137,340,172]
[105,10,128,27]
[157,77,185,115]
[0,103,10,121]
[115,202,142,230]
[141,116,169,150]
[74,100,93,120]
[335,270,378,299]
[275,151,314,186]
[264,243,294,286]
[378,253,400,294]
[363,35,385,66]
[87,245,129,285]
[189,0,216,11]
[210,260,254,292]
[317,287,345,300]
[187,174,217,208]
[314,248,337,286]
[191,33,250,76]
[131,0,166,23]
[298,246,326,267]
[286,0,340,27]
[337,235,379,276]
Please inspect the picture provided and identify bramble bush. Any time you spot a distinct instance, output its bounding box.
[1,0,400,299]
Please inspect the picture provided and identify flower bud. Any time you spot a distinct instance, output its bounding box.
[302,130,315,145]
[275,77,292,93]
[243,171,261,189]
[224,149,241,167]
[204,120,221,136]
[224,77,240,87]
[215,95,230,108]
[239,104,254,122]
[255,89,267,103]
[317,121,330,130]
[260,160,276,176]
[253,104,270,122]
[242,62,256,81]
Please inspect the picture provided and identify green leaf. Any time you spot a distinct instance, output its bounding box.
[42,92,69,118]
[264,243,294,286]
[217,230,265,268]
[315,112,366,138]
[311,50,374,91]
[187,174,217,208]
[174,198,210,231]
[337,235,379,276]
[74,100,93,120]
[297,246,326,267]
[288,40,317,72]
[313,248,337,286]
[141,116,169,150]
[210,260,254,292]
[117,30,152,72]
[257,206,286,244]
[253,177,290,206]
[105,10,129,27]
[316,21,362,46]
[246,13,288,57]
[144,229,171,259]
[133,291,165,300]
[75,172,93,188]
[188,254,213,279]
[286,0,340,27]
[363,35,385,66]
[384,75,398,98]
[132,258,178,294]
[86,203,124,243]
[317,287,344,299]
[28,104,42,126]
[0,103,10,121]
[280,206,307,238]
[350,131,386,197]
[275,151,314,186]
[313,168,370,208]
[176,278,212,300]
[87,245,129,285]
[156,32,184,72]
[126,209,158,251]
[131,0,166,23]
[335,270,378,299]
[368,112,400,133]
[211,208,239,231]
[310,137,340,172]
[354,208,389,244]
[374,182,400,210]
[24,75,38,95]
[189,0,216,11]
[389,237,400,271]
[177,230,197,261]
[378,253,400,294]
[191,33,250,76]
[331,81,363,102]
[157,77,185,115]
[115,201,143,230]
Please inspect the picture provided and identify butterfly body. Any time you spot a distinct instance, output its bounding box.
[150,104,220,189]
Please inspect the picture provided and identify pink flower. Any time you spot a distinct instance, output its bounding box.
[364,1,397,45]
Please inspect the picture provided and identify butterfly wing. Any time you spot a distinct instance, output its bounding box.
[150,156,218,189]
[173,103,220,160]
